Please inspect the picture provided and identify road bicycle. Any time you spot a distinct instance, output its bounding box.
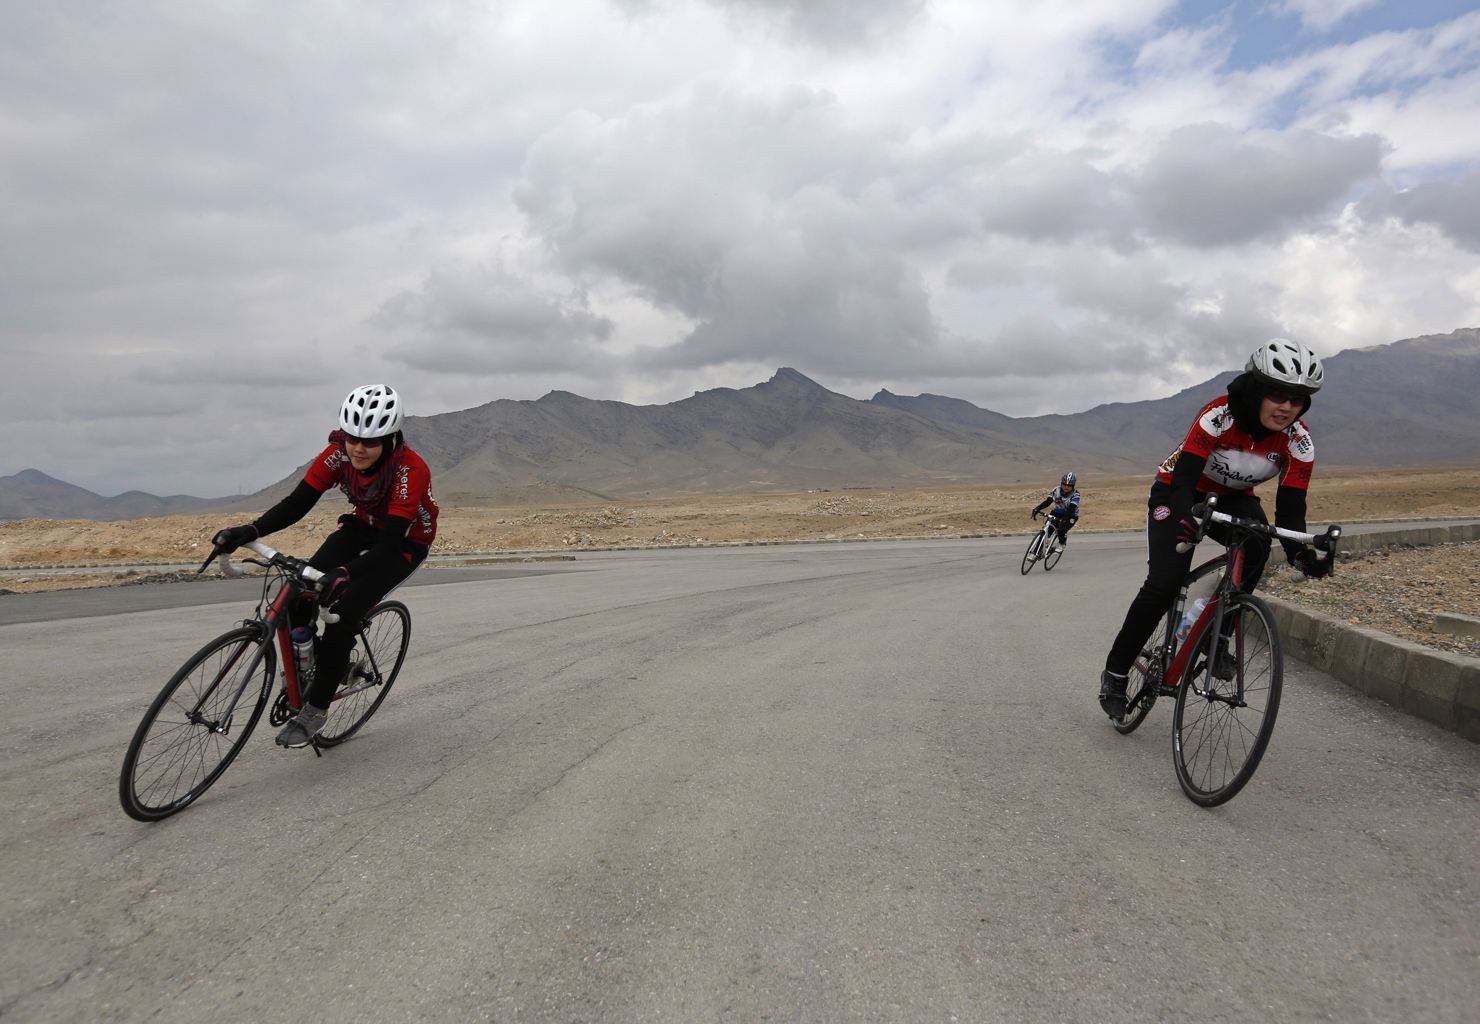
[118,539,411,821]
[1021,515,1068,574]
[1111,495,1341,806]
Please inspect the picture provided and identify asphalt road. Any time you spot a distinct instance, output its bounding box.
[2,534,1476,1022]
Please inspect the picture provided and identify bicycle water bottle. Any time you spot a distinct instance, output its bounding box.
[1176,598,1207,641]
[291,625,315,682]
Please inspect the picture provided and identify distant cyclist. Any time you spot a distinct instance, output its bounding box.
[1031,472,1081,550]
[211,385,439,747]
[1097,339,1330,720]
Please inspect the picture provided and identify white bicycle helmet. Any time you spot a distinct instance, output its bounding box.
[339,384,403,438]
[1246,338,1324,393]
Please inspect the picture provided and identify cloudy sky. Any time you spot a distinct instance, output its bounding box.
[4,0,1479,497]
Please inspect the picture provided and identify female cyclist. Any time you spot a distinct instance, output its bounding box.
[1031,471,1081,549]
[1098,339,1330,720]
[213,384,439,747]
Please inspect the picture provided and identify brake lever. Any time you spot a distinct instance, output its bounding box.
[1175,496,1217,554]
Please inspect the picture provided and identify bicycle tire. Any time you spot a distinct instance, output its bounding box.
[1020,531,1043,575]
[315,601,411,746]
[1172,593,1282,806]
[1113,615,1171,735]
[1043,532,1064,571]
[119,626,274,822]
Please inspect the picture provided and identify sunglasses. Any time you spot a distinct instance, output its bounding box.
[1264,391,1302,407]
[343,434,385,448]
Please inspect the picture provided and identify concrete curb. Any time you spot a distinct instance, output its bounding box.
[1335,521,1480,554]
[1436,613,1480,639]
[1265,597,1480,743]
[1266,522,1480,743]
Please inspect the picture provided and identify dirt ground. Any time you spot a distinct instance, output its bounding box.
[2,465,1477,657]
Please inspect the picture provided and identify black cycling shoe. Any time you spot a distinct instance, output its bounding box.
[1098,670,1128,720]
[1211,645,1237,681]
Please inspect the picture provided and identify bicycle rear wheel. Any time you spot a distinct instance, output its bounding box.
[119,626,274,821]
[1114,614,1171,735]
[1020,531,1043,574]
[1172,594,1282,806]
[315,600,411,746]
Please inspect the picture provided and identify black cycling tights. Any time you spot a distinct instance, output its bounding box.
[288,517,423,709]
[1104,486,1270,677]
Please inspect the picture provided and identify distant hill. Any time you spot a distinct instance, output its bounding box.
[875,328,1480,468]
[5,328,1477,519]
[0,469,221,521]
[390,366,1144,506]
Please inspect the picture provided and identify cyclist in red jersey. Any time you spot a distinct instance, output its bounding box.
[213,385,439,747]
[1098,340,1330,720]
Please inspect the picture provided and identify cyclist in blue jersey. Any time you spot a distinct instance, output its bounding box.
[1031,472,1081,551]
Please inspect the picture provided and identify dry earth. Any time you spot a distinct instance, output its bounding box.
[2,465,1477,658]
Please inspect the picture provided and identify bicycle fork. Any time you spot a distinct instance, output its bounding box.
[1190,603,1247,707]
[187,633,271,735]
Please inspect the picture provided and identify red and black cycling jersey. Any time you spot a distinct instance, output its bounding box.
[1155,395,1313,496]
[303,443,439,545]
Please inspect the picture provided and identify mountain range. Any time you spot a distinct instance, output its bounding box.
[5,328,1477,520]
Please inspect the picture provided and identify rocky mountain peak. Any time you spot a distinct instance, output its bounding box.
[766,367,828,390]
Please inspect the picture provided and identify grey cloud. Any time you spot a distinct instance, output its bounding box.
[975,152,1135,246]
[960,127,1386,252]
[375,263,615,374]
[1050,258,1187,324]
[1,2,529,332]
[1360,172,1480,252]
[640,245,939,376]
[1130,124,1385,247]
[3,346,329,423]
[706,0,927,49]
[512,89,1383,383]
[919,269,1290,388]
[515,87,954,376]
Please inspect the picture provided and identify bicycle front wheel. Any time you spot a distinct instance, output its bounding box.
[1172,594,1282,806]
[1043,532,1063,571]
[1020,531,1043,574]
[119,626,274,821]
[315,601,411,747]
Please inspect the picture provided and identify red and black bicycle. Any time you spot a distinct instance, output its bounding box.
[1112,496,1341,806]
[118,540,410,821]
